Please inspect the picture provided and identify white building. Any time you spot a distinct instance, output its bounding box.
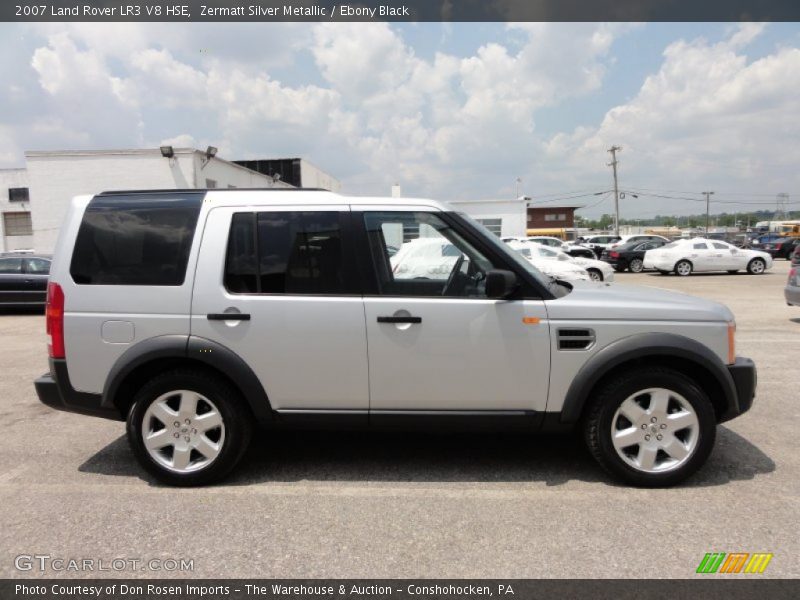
[8,147,309,253]
[0,168,33,252]
[448,198,528,238]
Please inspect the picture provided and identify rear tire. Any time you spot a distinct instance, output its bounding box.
[583,367,716,487]
[674,260,693,276]
[126,369,253,486]
[629,258,644,273]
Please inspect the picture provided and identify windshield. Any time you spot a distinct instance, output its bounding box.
[455,213,555,289]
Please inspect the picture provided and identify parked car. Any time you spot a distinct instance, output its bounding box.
[601,240,667,273]
[608,234,671,251]
[526,236,596,259]
[643,238,772,276]
[759,237,800,260]
[579,234,621,258]
[786,267,800,307]
[506,241,592,282]
[389,237,461,279]
[36,190,756,487]
[510,241,614,282]
[750,233,784,248]
[0,253,51,308]
[792,244,800,267]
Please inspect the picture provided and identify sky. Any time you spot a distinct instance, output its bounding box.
[1,21,799,218]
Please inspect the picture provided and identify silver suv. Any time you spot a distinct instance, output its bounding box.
[35,190,756,487]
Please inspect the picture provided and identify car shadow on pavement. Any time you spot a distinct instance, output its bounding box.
[79,425,774,488]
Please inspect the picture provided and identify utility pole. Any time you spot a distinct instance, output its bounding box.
[607,146,622,236]
[515,177,522,200]
[702,191,714,233]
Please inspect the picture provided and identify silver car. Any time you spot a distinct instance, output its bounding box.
[35,190,756,488]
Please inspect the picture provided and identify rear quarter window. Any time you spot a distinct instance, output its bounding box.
[70,193,203,286]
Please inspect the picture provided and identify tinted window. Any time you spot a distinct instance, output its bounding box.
[70,194,202,286]
[0,257,22,274]
[693,243,709,250]
[712,242,729,250]
[24,258,50,274]
[224,211,345,295]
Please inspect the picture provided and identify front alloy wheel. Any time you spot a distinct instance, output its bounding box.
[584,367,716,487]
[610,389,699,473]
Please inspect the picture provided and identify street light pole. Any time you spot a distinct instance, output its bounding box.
[702,191,715,233]
[607,146,622,236]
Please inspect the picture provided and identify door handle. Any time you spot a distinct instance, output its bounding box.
[207,313,251,321]
[377,316,422,324]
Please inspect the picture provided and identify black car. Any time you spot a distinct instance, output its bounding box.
[0,254,51,307]
[601,239,666,273]
[760,237,800,259]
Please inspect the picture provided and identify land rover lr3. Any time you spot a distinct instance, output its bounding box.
[35,189,756,486]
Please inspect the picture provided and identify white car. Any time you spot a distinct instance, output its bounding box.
[643,238,773,276]
[528,236,596,259]
[390,237,460,279]
[507,241,590,282]
[511,241,614,282]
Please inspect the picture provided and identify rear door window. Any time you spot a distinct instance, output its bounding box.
[0,257,22,274]
[224,211,349,295]
[70,193,202,286]
[23,258,50,274]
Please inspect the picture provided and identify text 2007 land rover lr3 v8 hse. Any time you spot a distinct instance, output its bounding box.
[35,190,756,486]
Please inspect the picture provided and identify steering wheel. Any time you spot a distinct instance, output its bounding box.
[442,254,466,296]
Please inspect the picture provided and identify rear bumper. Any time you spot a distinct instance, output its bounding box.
[719,357,757,423]
[34,359,122,421]
[785,284,800,306]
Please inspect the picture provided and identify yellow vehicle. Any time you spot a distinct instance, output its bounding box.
[525,227,577,241]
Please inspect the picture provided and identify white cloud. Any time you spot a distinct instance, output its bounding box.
[546,24,800,216]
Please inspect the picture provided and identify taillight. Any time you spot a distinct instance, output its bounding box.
[609,251,619,258]
[46,282,65,359]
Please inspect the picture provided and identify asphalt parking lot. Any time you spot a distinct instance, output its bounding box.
[0,261,798,579]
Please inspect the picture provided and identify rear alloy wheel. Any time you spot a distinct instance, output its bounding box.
[629,258,644,273]
[674,260,693,276]
[587,268,603,282]
[747,258,766,275]
[127,369,252,486]
[583,367,716,487]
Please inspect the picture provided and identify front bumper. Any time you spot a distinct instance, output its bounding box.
[719,357,757,423]
[34,359,122,421]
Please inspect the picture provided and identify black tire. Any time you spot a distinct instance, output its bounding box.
[126,368,253,486]
[629,258,644,273]
[587,268,603,282]
[746,258,766,275]
[583,367,716,487]
[674,260,693,276]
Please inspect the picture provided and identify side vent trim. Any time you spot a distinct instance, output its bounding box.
[557,328,596,351]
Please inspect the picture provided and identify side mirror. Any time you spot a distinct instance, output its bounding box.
[485,269,518,299]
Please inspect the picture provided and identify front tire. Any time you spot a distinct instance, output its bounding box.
[583,367,716,487]
[747,258,766,275]
[674,260,693,276]
[587,268,603,282]
[629,258,644,273]
[126,369,253,486]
